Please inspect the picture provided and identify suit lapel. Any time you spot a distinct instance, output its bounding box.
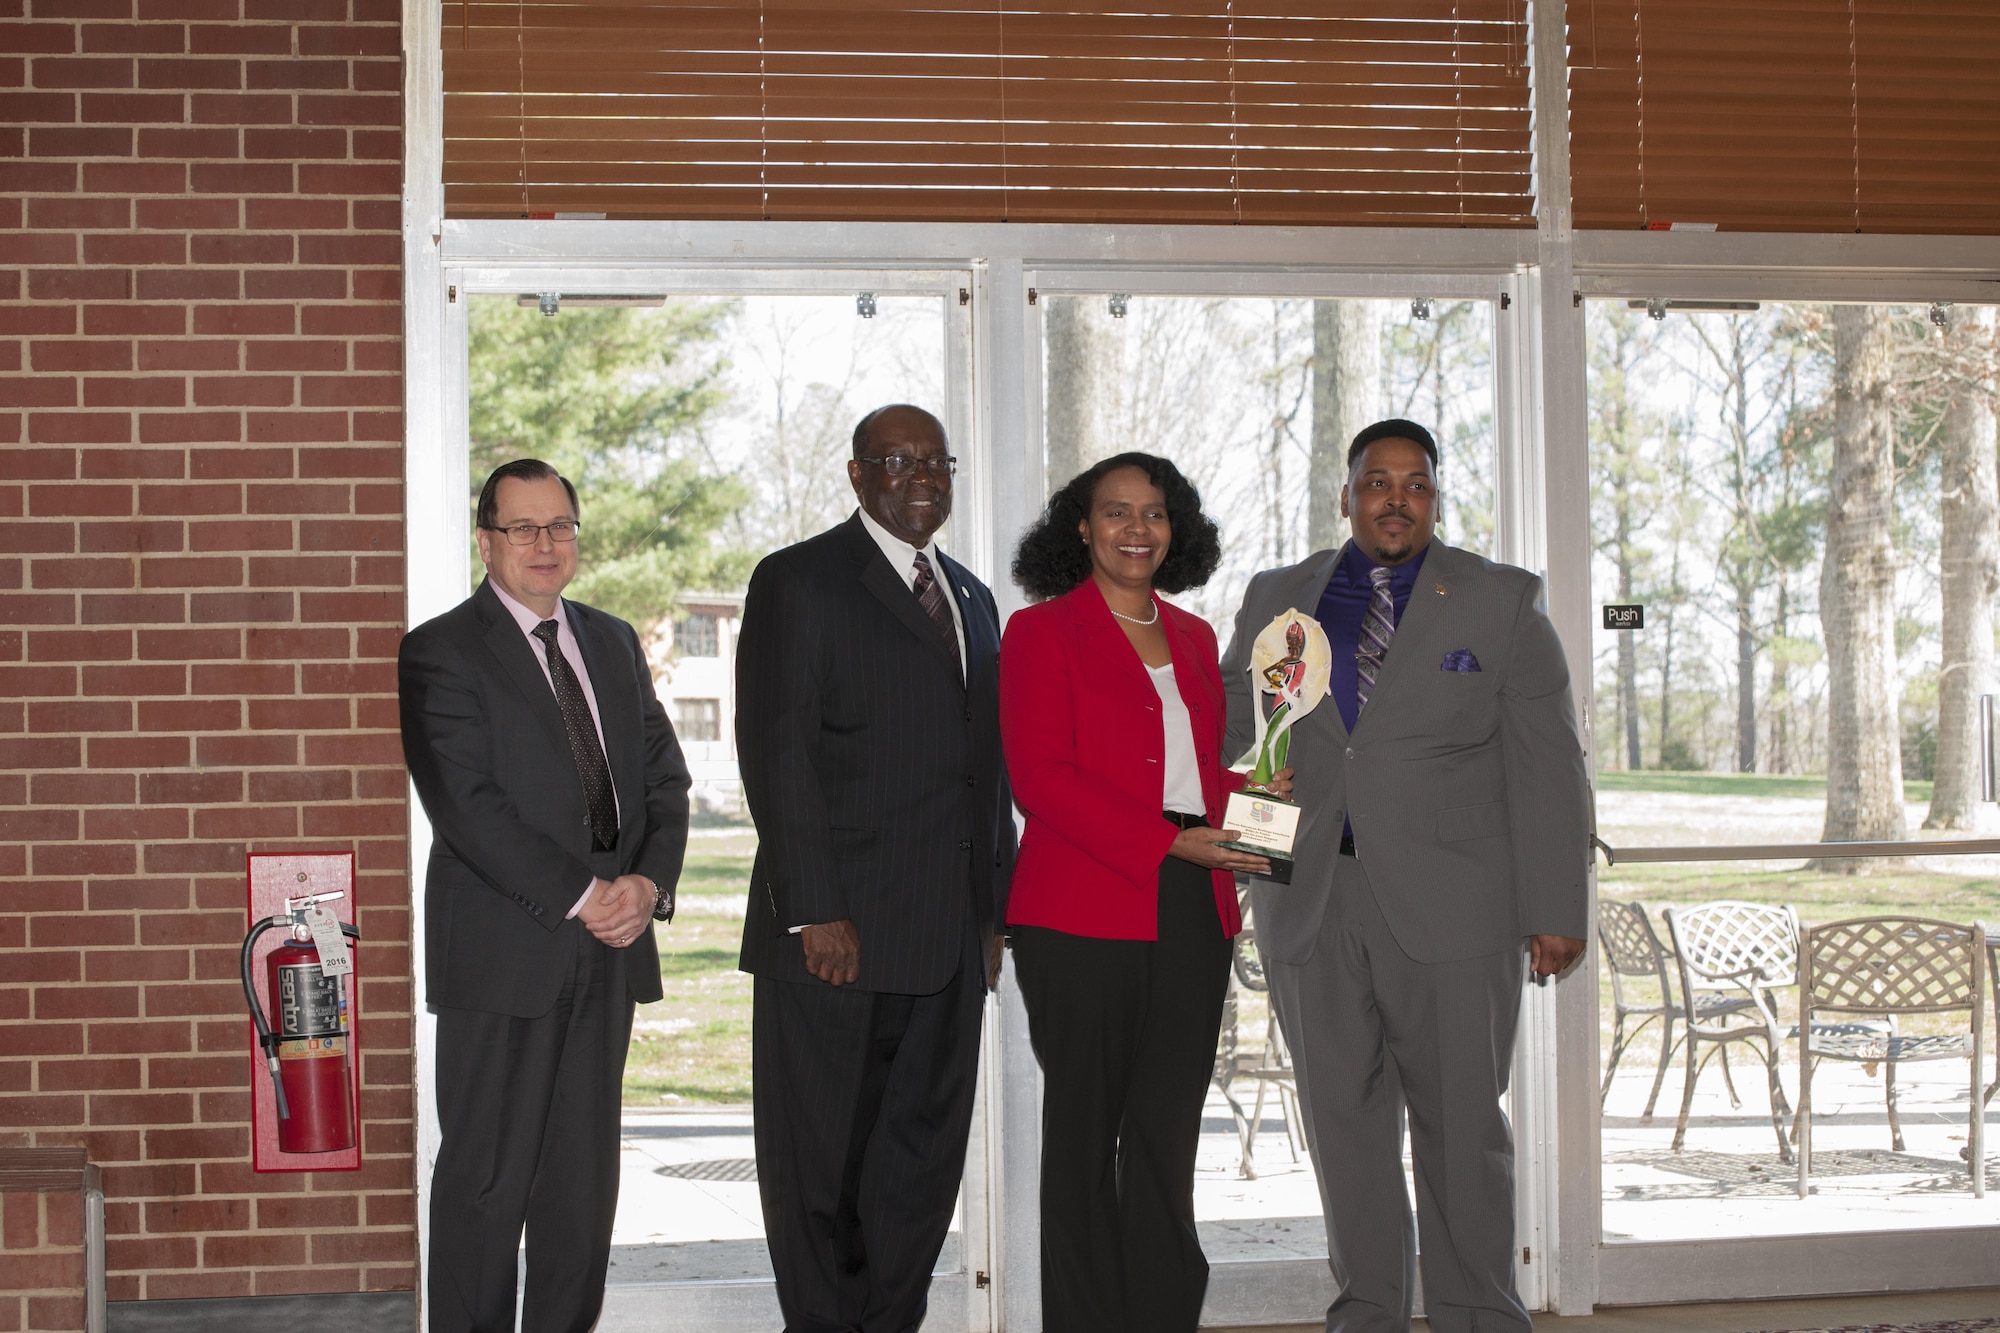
[1352,542,1460,727]
[1072,579,1156,701]
[938,550,995,696]
[846,516,964,684]
[1271,549,1350,750]
[475,581,573,759]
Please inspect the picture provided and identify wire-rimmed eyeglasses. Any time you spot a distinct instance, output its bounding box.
[483,520,580,545]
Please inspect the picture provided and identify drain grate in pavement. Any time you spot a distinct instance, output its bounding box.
[658,1157,758,1183]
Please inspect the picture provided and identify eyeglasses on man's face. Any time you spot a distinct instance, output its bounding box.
[856,454,958,480]
[484,520,581,545]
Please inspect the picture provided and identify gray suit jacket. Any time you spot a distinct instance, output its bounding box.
[1221,541,1589,966]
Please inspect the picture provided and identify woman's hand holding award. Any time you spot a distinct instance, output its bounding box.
[1220,610,1331,884]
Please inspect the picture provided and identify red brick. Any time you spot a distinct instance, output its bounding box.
[203,1233,305,1269]
[86,305,187,337]
[137,482,240,515]
[28,268,133,302]
[38,1057,144,1091]
[0,663,78,694]
[31,56,136,89]
[134,197,238,230]
[81,661,187,695]
[248,555,347,587]
[135,628,235,659]
[245,340,343,372]
[82,161,188,194]
[30,340,132,373]
[82,22,188,53]
[188,589,289,621]
[0,1023,84,1057]
[4,233,79,264]
[242,268,347,301]
[191,803,294,838]
[188,162,293,195]
[136,415,246,447]
[83,807,189,840]
[188,518,289,550]
[245,768,347,801]
[245,626,345,658]
[86,734,188,767]
[84,378,188,408]
[0,307,80,336]
[194,732,294,765]
[135,698,238,730]
[244,197,347,229]
[31,556,133,589]
[188,89,290,119]
[89,1091,192,1125]
[189,233,292,266]
[0,594,79,626]
[28,412,135,444]
[30,485,131,518]
[77,448,183,480]
[146,1054,239,1088]
[192,376,293,408]
[34,987,139,1021]
[80,90,185,123]
[32,841,138,876]
[138,555,241,587]
[246,410,346,443]
[136,56,241,89]
[80,591,185,623]
[138,340,238,371]
[190,304,293,336]
[244,126,346,159]
[83,232,187,265]
[105,1234,197,1273]
[79,519,183,553]
[136,270,240,301]
[142,1125,243,1160]
[0,379,79,409]
[28,628,130,660]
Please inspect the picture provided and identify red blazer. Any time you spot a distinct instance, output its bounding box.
[1000,579,1244,941]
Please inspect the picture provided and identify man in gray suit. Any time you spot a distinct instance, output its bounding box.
[1222,419,1589,1333]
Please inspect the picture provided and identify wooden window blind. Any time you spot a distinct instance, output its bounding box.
[1568,0,2000,234]
[441,1,1535,226]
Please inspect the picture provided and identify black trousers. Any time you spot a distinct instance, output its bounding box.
[753,918,985,1333]
[428,925,634,1333]
[1011,856,1233,1333]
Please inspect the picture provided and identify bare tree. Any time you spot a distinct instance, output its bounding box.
[1819,305,1908,856]
[1924,305,2000,830]
[1308,301,1378,551]
[1590,305,1665,769]
[1045,295,1125,489]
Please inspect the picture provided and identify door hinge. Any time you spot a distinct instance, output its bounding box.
[1027,287,1038,306]
[959,288,971,306]
[975,1270,990,1289]
[1522,1246,1532,1265]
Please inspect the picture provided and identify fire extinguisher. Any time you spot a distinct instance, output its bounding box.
[241,889,362,1154]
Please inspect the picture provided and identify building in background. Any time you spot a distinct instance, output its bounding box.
[652,595,746,816]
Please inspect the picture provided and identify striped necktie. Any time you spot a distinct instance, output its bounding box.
[1355,566,1396,714]
[912,551,962,675]
[532,618,619,850]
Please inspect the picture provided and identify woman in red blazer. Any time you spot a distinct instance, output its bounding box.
[1001,452,1288,1333]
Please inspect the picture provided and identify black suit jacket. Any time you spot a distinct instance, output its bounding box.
[736,514,1013,995]
[400,578,691,1018]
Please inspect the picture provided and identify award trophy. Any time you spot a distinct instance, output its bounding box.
[1218,609,1331,884]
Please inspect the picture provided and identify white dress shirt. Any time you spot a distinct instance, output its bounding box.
[1148,661,1207,816]
[856,506,966,683]
[489,579,619,918]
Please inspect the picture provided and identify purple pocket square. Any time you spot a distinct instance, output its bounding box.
[1440,649,1481,672]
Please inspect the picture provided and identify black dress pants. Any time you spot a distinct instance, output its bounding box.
[428,926,634,1333]
[753,918,986,1333]
[1011,856,1233,1333]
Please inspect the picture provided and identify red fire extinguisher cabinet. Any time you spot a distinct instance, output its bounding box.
[247,853,363,1174]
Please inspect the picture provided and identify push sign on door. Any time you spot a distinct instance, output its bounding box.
[1602,605,1644,630]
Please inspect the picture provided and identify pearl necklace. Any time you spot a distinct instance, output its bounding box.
[1108,601,1160,626]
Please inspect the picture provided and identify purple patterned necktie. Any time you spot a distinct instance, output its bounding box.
[532,618,619,850]
[1355,566,1396,713]
[912,551,962,674]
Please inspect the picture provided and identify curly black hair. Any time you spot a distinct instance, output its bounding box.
[1012,452,1222,601]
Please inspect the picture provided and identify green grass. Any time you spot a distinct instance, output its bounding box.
[626,912,754,1104]
[1594,769,1935,802]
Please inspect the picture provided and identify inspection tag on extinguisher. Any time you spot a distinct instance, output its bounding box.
[305,906,353,978]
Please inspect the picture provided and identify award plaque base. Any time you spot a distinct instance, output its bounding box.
[1218,789,1299,884]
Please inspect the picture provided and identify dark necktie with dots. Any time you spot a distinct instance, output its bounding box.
[911,551,961,675]
[532,618,618,851]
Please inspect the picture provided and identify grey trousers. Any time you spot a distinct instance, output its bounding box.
[1265,853,1529,1333]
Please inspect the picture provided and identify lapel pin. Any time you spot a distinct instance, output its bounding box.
[1434,583,1448,596]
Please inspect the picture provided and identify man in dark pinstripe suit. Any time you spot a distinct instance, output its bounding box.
[738,404,1013,1333]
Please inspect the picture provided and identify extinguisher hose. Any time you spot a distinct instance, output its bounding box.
[239,917,363,1124]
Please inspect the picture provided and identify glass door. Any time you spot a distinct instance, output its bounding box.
[1584,298,2000,1303]
[1020,278,1527,1326]
[428,268,993,1333]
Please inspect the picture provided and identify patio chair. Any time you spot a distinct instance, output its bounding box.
[1598,897,1748,1121]
[1229,916,1301,1176]
[1794,916,1985,1199]
[1662,900,1799,1163]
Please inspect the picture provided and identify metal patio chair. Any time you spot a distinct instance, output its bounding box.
[1662,900,1799,1163]
[1210,897,1300,1180]
[1599,897,1749,1121]
[1795,916,1986,1199]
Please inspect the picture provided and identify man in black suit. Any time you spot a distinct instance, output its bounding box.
[400,459,690,1333]
[738,403,1012,1333]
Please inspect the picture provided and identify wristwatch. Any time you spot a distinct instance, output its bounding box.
[646,876,674,923]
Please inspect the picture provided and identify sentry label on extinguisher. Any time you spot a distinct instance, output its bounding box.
[277,962,348,1059]
[304,905,352,977]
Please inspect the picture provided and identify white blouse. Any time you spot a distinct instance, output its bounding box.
[1147,661,1207,817]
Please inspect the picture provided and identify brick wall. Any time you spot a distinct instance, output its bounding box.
[1,1179,88,1332]
[0,0,414,1304]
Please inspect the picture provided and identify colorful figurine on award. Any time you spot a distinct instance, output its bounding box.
[1220,608,1331,882]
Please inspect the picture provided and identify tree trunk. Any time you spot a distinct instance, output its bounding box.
[1736,591,1757,771]
[1769,582,1790,774]
[1044,295,1123,490]
[1308,300,1379,551]
[1819,304,1907,857]
[1618,547,1642,769]
[1925,305,1999,831]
